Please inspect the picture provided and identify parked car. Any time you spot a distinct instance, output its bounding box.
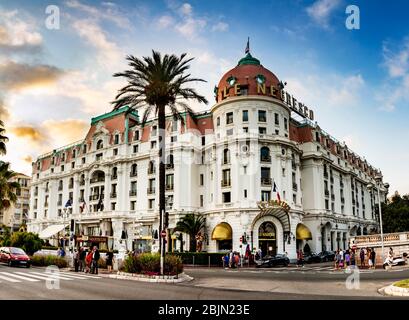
[318,250,335,262]
[255,254,290,268]
[0,247,31,267]
[303,252,322,263]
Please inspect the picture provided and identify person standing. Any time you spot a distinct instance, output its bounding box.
[297,250,304,267]
[334,249,340,270]
[73,249,79,272]
[79,247,86,272]
[85,248,93,273]
[370,248,376,269]
[344,250,350,268]
[229,250,233,268]
[91,246,100,274]
[106,250,114,273]
[350,249,356,267]
[367,248,373,269]
[359,248,365,268]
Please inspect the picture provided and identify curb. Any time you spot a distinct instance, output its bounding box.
[379,285,409,297]
[108,272,194,283]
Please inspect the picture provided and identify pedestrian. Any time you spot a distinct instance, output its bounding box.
[367,248,373,269]
[229,250,233,268]
[73,249,79,272]
[79,247,86,272]
[359,247,365,268]
[339,249,344,267]
[297,250,304,267]
[370,248,376,269]
[223,254,229,269]
[345,249,350,268]
[334,249,339,269]
[350,250,356,267]
[85,249,93,273]
[91,246,100,274]
[234,252,240,268]
[106,250,114,273]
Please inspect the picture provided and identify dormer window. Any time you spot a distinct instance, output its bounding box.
[114,134,119,145]
[134,130,139,141]
[96,140,103,150]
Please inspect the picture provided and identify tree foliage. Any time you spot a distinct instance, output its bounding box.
[382,192,409,233]
[174,214,206,252]
[1,232,43,256]
[0,161,20,211]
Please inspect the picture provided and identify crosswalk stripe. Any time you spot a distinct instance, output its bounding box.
[14,272,72,281]
[0,272,39,282]
[59,273,101,280]
[0,274,21,283]
[29,272,76,280]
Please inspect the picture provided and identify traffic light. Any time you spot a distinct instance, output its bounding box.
[70,219,75,232]
[164,211,169,228]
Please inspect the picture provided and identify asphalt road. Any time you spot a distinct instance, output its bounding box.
[0,263,407,300]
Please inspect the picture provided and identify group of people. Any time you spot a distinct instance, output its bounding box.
[334,248,357,269]
[222,250,242,268]
[358,247,377,269]
[72,246,110,274]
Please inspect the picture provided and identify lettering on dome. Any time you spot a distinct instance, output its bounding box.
[217,80,315,121]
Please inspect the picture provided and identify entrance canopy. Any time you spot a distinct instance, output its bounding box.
[211,223,232,241]
[296,224,312,240]
[38,224,68,239]
[254,201,291,232]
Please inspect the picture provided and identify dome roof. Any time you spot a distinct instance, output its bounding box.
[216,53,281,102]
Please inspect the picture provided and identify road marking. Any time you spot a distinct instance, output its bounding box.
[59,272,101,279]
[29,272,75,280]
[14,272,66,281]
[0,274,21,283]
[0,272,39,282]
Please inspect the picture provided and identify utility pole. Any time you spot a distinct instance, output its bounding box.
[160,209,164,276]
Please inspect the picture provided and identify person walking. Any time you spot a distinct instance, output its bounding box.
[229,250,233,268]
[79,247,86,272]
[223,254,229,269]
[367,248,373,269]
[344,250,350,269]
[339,249,344,269]
[234,252,240,268]
[106,250,114,273]
[370,248,376,269]
[73,249,79,272]
[297,250,304,267]
[85,249,93,273]
[359,247,365,268]
[334,249,340,270]
[350,249,356,267]
[91,246,100,274]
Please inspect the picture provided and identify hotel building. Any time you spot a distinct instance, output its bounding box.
[28,52,389,260]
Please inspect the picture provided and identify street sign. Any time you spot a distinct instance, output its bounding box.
[161,230,167,238]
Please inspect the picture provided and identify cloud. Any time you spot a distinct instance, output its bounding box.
[212,22,229,32]
[157,15,175,29]
[179,3,193,16]
[65,0,132,29]
[0,95,9,120]
[383,38,409,78]
[306,0,341,28]
[10,126,45,142]
[42,119,89,145]
[0,9,42,54]
[22,155,33,163]
[0,61,64,91]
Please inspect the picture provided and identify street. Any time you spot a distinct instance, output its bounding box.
[0,263,408,300]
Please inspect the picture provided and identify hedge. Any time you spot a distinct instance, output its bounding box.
[30,255,68,268]
[170,252,226,266]
[123,253,183,275]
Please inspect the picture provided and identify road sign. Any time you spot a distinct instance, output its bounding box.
[161,230,167,238]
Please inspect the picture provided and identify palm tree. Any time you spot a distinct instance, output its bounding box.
[0,120,8,155]
[0,161,20,211]
[174,214,206,252]
[111,50,208,255]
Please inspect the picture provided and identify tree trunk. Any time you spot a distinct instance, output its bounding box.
[158,105,166,256]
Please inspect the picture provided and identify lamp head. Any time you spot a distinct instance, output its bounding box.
[384,182,390,189]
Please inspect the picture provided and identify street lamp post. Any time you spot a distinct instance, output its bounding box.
[367,175,389,262]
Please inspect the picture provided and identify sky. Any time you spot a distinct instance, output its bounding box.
[0,0,408,194]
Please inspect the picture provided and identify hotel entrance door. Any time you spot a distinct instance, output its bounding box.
[258,221,276,257]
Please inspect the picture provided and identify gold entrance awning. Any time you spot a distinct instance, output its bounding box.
[296,224,312,240]
[211,222,232,241]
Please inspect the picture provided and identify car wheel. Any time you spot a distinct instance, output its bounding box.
[26,264,31,268]
[8,260,13,267]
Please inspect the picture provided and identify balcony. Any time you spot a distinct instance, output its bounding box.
[324,171,328,179]
[222,158,230,165]
[166,163,174,170]
[331,194,335,201]
[110,193,117,199]
[324,189,329,197]
[58,186,63,191]
[112,175,118,180]
[330,177,334,184]
[34,191,38,196]
[44,202,48,208]
[147,187,155,195]
[260,156,271,163]
[165,184,174,191]
[147,168,156,175]
[291,162,296,170]
[293,183,297,191]
[90,177,105,184]
[340,182,344,188]
[129,190,137,196]
[130,172,138,177]
[57,200,62,206]
[261,178,272,186]
[221,180,231,187]
[89,194,104,201]
[341,197,345,204]
[80,180,85,186]
[68,184,73,189]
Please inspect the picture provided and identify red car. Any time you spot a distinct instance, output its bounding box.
[0,247,31,267]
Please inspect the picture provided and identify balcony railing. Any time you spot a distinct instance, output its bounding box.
[148,168,156,175]
[324,189,329,197]
[166,163,174,169]
[293,183,298,191]
[89,194,104,201]
[69,184,73,189]
[331,194,335,201]
[58,186,63,191]
[324,171,328,178]
[222,158,230,165]
[341,197,345,204]
[261,156,271,163]
[80,180,85,186]
[261,178,272,186]
[112,175,118,180]
[44,202,48,208]
[221,180,231,187]
[110,193,117,199]
[57,200,62,206]
[165,184,174,191]
[90,177,105,184]
[129,190,137,196]
[147,187,155,194]
[130,172,138,177]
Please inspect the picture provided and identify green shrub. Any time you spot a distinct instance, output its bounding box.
[123,253,183,275]
[31,255,68,268]
[98,258,107,269]
[8,232,43,255]
[41,246,58,250]
[171,252,225,266]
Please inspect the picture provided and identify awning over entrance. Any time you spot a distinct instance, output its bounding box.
[211,223,232,241]
[254,201,291,232]
[38,224,68,239]
[296,224,312,240]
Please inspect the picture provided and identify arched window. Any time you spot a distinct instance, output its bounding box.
[223,148,230,164]
[96,140,104,150]
[69,177,74,189]
[58,180,63,190]
[148,161,155,174]
[112,167,118,179]
[260,147,270,162]
[91,170,105,183]
[130,164,137,177]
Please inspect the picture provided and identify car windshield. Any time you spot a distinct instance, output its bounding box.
[10,248,26,255]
